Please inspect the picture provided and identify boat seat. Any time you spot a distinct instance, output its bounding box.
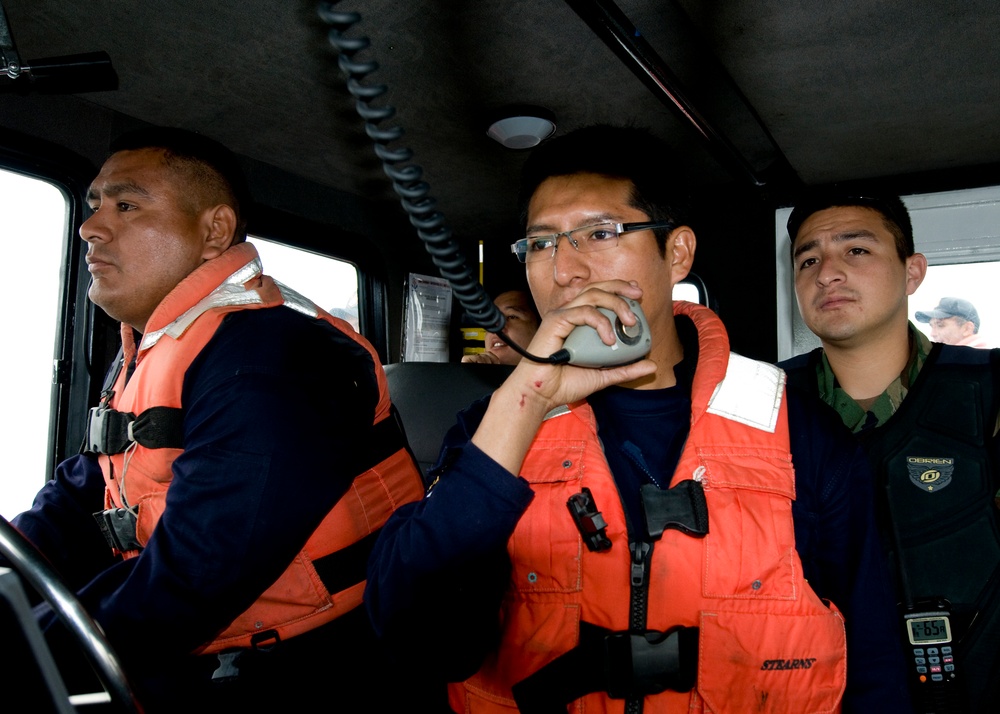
[384,362,513,483]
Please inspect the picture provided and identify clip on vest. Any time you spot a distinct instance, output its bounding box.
[568,488,612,552]
[604,626,699,698]
[85,405,137,455]
[640,480,709,540]
[85,405,186,455]
[94,506,143,552]
[510,621,700,711]
[211,651,242,682]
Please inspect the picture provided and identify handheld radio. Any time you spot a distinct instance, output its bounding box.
[902,599,966,713]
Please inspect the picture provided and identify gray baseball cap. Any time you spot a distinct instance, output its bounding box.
[915,297,980,331]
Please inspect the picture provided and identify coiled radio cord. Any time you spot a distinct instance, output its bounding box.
[318,2,505,335]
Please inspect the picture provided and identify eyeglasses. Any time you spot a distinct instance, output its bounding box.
[510,221,675,264]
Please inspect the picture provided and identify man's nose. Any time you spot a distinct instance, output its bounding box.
[815,257,844,286]
[79,207,109,243]
[551,234,588,285]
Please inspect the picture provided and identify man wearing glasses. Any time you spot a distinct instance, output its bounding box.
[365,125,909,712]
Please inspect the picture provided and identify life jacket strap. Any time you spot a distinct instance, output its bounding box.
[310,527,380,595]
[510,621,699,713]
[286,414,415,595]
[365,409,412,471]
[84,405,185,455]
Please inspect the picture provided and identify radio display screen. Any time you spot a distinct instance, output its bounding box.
[906,615,951,645]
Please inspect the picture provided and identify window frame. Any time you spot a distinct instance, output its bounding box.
[0,133,97,485]
[249,207,391,363]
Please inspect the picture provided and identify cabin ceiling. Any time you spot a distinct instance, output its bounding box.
[3,0,1000,248]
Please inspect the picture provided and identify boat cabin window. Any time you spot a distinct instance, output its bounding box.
[0,168,70,517]
[250,236,360,332]
[673,275,710,306]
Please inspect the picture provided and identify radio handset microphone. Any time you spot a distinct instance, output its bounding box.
[556,298,651,368]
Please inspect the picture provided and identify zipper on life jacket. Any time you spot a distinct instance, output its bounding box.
[627,539,653,714]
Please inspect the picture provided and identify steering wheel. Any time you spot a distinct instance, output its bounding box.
[0,515,142,713]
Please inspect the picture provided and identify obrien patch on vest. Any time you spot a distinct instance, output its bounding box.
[906,456,955,492]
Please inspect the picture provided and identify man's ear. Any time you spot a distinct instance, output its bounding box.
[905,252,928,296]
[667,226,696,284]
[200,204,238,260]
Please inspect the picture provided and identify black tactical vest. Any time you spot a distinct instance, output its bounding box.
[783,344,1000,713]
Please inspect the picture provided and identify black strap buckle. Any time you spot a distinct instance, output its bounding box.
[84,405,186,455]
[641,480,709,540]
[93,506,143,551]
[603,627,698,698]
[211,651,242,682]
[209,631,280,684]
[511,622,699,712]
[85,406,136,455]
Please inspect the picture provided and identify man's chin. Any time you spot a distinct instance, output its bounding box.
[89,292,126,325]
[814,324,864,347]
[88,287,110,313]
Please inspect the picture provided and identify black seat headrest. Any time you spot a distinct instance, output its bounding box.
[384,362,514,482]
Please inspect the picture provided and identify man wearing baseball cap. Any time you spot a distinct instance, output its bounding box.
[916,296,990,348]
[779,187,1000,713]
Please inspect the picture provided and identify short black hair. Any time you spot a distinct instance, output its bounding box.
[109,126,253,241]
[517,124,691,254]
[786,188,913,260]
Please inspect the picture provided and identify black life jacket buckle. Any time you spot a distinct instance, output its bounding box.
[211,651,242,682]
[641,480,709,540]
[85,404,187,456]
[604,626,699,699]
[510,622,700,712]
[93,506,143,552]
[85,406,113,454]
[84,405,137,455]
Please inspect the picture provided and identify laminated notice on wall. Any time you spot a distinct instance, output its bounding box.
[402,273,452,362]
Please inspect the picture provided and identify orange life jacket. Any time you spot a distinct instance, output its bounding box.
[95,242,424,654]
[449,301,846,713]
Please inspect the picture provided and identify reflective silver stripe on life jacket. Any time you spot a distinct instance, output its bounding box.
[706,353,784,433]
[140,256,267,351]
[542,404,572,421]
[275,279,320,319]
